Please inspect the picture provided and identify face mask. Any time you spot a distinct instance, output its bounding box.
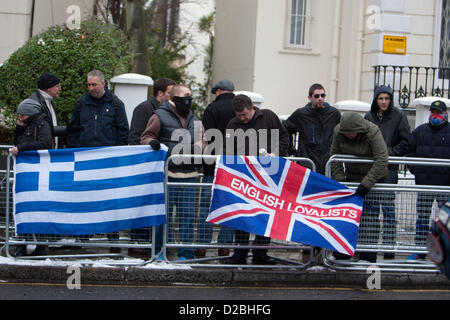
[429,112,448,126]
[172,96,193,117]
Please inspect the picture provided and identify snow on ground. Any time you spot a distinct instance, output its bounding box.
[0,255,192,270]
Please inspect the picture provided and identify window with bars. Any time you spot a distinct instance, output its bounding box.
[439,0,450,78]
[287,0,309,47]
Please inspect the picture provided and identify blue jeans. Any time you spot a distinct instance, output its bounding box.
[358,193,381,246]
[155,177,197,259]
[197,175,234,244]
[415,192,447,246]
[378,168,398,245]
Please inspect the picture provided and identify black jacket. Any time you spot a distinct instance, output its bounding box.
[226,107,289,157]
[14,113,53,152]
[128,97,161,145]
[364,85,411,158]
[202,92,236,175]
[67,89,129,148]
[407,121,450,186]
[284,102,341,174]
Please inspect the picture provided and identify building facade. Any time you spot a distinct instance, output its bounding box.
[2,0,449,118]
[0,0,94,64]
[212,0,450,116]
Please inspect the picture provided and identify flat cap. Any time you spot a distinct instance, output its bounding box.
[211,80,234,94]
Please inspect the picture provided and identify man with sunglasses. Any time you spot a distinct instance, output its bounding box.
[284,83,341,175]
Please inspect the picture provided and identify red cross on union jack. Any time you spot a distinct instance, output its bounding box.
[207,155,363,255]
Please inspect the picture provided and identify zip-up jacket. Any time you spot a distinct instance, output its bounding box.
[67,90,129,148]
[284,102,341,174]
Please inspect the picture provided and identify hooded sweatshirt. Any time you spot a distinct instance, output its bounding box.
[364,85,411,158]
[330,111,388,190]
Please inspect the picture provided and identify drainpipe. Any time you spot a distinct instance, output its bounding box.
[29,0,35,39]
[329,0,342,104]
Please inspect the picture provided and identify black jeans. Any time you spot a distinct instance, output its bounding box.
[233,230,270,258]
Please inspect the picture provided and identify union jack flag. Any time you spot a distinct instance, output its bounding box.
[207,155,364,256]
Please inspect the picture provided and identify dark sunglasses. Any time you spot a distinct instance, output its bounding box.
[313,93,326,99]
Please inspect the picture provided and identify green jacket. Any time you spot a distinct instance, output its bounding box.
[330,112,388,190]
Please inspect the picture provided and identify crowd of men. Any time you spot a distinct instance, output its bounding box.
[9,71,450,264]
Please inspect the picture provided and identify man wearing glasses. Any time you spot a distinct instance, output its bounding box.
[284,83,341,175]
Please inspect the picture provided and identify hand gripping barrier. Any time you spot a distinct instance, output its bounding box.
[323,154,450,273]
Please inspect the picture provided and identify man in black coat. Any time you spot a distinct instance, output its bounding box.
[284,83,341,175]
[407,100,450,258]
[364,85,411,258]
[127,78,175,249]
[197,80,236,257]
[224,94,289,265]
[128,78,176,145]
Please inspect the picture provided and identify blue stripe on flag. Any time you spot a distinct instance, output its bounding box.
[16,215,166,236]
[75,151,165,171]
[49,171,163,191]
[15,193,164,214]
[49,149,74,162]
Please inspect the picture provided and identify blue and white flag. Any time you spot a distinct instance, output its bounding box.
[13,145,167,235]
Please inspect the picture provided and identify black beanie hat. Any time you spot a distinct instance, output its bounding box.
[37,72,60,90]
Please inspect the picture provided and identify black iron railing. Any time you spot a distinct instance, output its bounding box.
[373,65,450,108]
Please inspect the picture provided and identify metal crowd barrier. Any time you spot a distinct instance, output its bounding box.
[3,148,449,274]
[2,152,158,265]
[161,154,317,269]
[0,145,13,246]
[323,154,450,273]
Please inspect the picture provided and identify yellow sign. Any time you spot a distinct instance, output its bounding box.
[383,35,407,55]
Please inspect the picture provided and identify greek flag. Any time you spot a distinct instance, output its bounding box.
[13,145,167,235]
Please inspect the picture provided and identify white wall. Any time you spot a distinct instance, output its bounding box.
[212,0,258,93]
[178,0,215,93]
[212,0,441,116]
[0,0,94,65]
[0,0,32,64]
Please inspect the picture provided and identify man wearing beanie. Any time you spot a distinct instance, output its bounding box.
[26,72,61,147]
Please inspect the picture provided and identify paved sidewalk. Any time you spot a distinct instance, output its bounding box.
[0,254,449,289]
[1,241,449,289]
